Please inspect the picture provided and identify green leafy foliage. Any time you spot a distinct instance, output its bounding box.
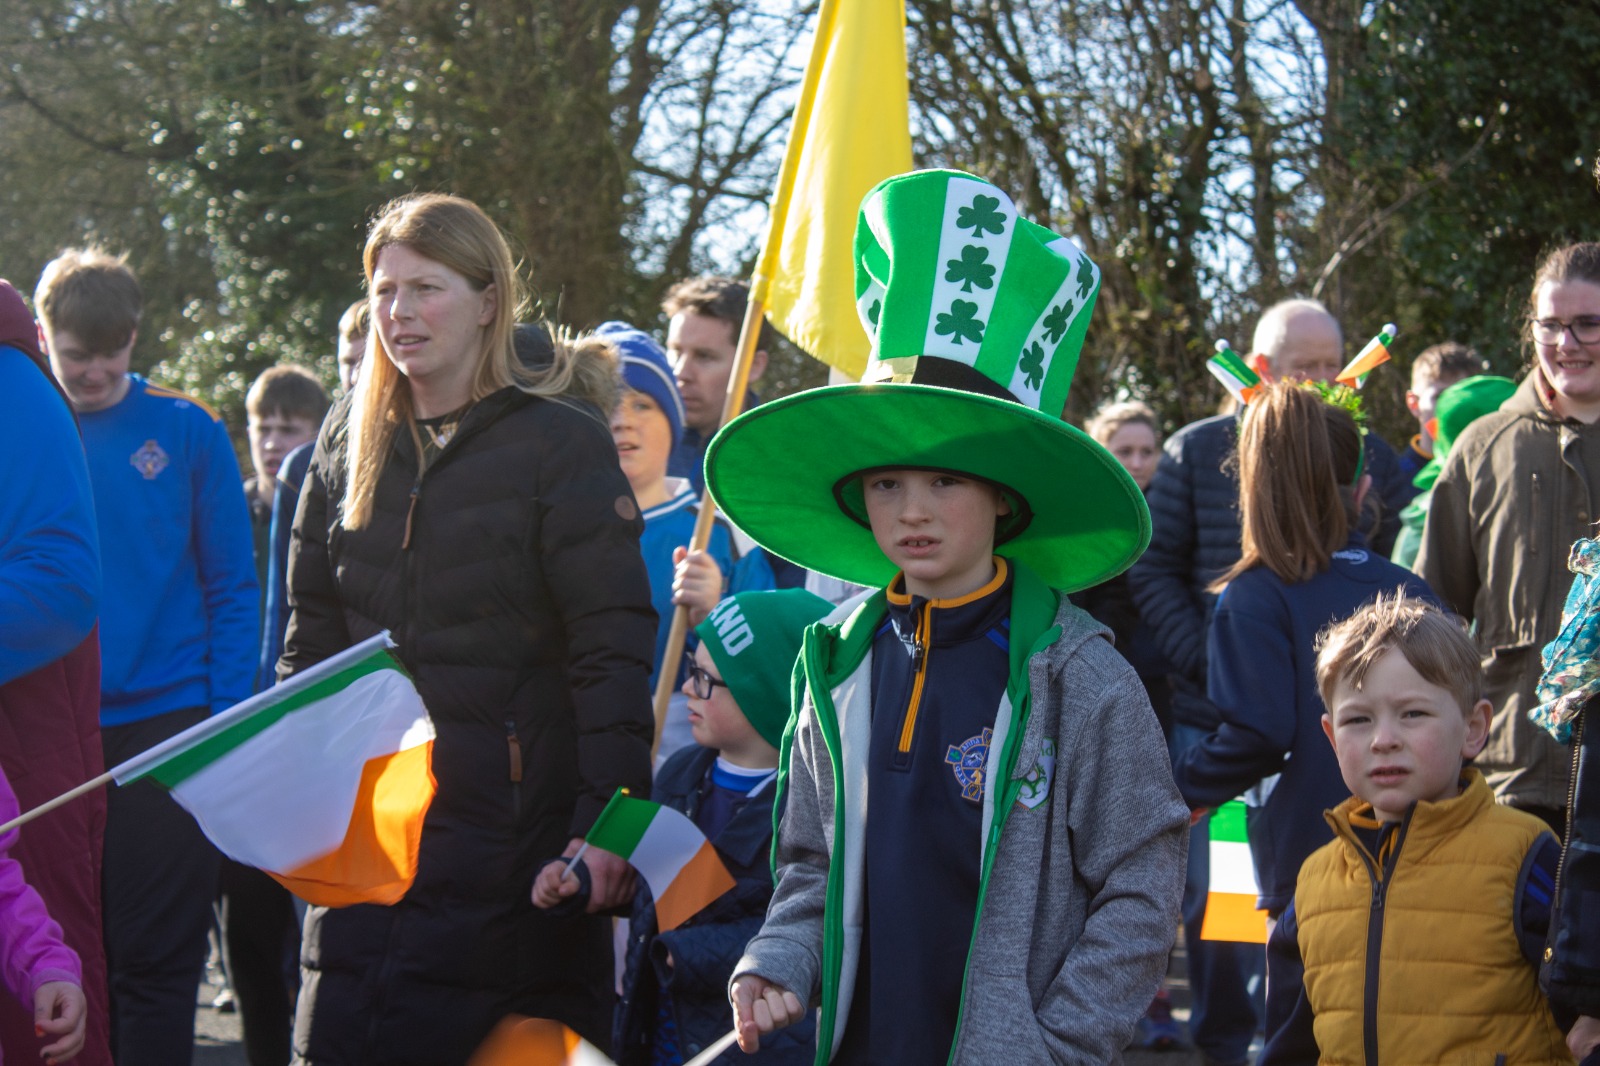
[2,0,1595,458]
[1339,0,1600,381]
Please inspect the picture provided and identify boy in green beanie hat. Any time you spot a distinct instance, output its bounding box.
[610,589,832,1065]
[1392,374,1516,570]
[713,169,1188,1063]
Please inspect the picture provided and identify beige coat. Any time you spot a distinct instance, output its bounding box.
[1416,370,1597,812]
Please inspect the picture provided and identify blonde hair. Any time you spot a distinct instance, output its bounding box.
[34,247,142,353]
[344,193,617,529]
[1213,381,1365,590]
[338,298,370,344]
[1314,591,1482,716]
[1085,400,1159,448]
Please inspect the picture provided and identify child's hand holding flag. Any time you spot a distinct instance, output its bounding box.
[531,788,736,932]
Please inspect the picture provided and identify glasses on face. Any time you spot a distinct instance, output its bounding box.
[1530,316,1600,345]
[682,651,730,700]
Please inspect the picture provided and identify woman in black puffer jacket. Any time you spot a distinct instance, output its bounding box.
[281,193,655,1064]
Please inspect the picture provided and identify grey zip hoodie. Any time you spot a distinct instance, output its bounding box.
[733,591,1188,1064]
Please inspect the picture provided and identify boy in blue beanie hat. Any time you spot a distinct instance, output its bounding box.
[598,321,739,763]
[600,320,686,447]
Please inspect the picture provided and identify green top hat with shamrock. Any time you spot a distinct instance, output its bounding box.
[704,168,1150,592]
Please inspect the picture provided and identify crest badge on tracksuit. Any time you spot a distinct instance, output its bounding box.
[1016,737,1056,810]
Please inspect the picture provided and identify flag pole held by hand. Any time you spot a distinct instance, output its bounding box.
[650,293,768,762]
[562,841,590,881]
[683,1028,739,1066]
[648,0,909,759]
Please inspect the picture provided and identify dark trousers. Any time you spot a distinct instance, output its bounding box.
[102,708,221,1066]
[1182,811,1265,1064]
[1171,724,1264,1065]
[219,859,300,1066]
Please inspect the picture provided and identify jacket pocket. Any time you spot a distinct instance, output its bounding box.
[959,968,1055,1064]
[1478,645,1536,772]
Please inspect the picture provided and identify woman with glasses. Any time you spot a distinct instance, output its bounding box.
[280,193,656,1063]
[1417,241,1600,837]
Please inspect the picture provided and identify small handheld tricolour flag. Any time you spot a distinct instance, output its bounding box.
[1337,323,1397,389]
[112,632,435,907]
[469,1017,614,1066]
[1207,340,1263,405]
[584,789,736,931]
[1199,800,1268,943]
[469,1016,739,1066]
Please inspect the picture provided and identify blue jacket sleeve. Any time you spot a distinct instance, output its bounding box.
[192,413,260,713]
[1261,901,1318,1065]
[1128,441,1207,683]
[729,548,778,595]
[654,912,765,997]
[1173,583,1296,808]
[1544,702,1600,1018]
[258,442,314,691]
[0,348,99,687]
[1516,833,1562,967]
[709,520,737,599]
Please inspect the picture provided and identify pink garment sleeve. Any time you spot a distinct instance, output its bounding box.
[0,769,81,1007]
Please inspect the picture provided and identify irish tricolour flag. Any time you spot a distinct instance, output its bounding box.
[111,632,435,908]
[1200,800,1269,943]
[1336,323,1397,389]
[1207,340,1263,406]
[585,789,736,931]
[469,1017,615,1066]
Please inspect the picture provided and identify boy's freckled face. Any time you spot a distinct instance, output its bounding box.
[682,643,763,753]
[862,469,1008,600]
[1321,648,1491,823]
[610,388,673,494]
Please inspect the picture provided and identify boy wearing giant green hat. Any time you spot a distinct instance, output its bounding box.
[718,169,1187,1064]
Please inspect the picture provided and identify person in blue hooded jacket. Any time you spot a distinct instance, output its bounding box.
[36,248,258,1066]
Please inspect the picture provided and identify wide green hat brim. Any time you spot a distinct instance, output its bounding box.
[704,383,1151,592]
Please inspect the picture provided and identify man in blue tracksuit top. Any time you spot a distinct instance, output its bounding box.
[37,248,259,1066]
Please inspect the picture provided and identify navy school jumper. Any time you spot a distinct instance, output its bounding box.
[1172,534,1436,913]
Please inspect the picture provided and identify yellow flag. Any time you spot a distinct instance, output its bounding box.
[758,0,912,382]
